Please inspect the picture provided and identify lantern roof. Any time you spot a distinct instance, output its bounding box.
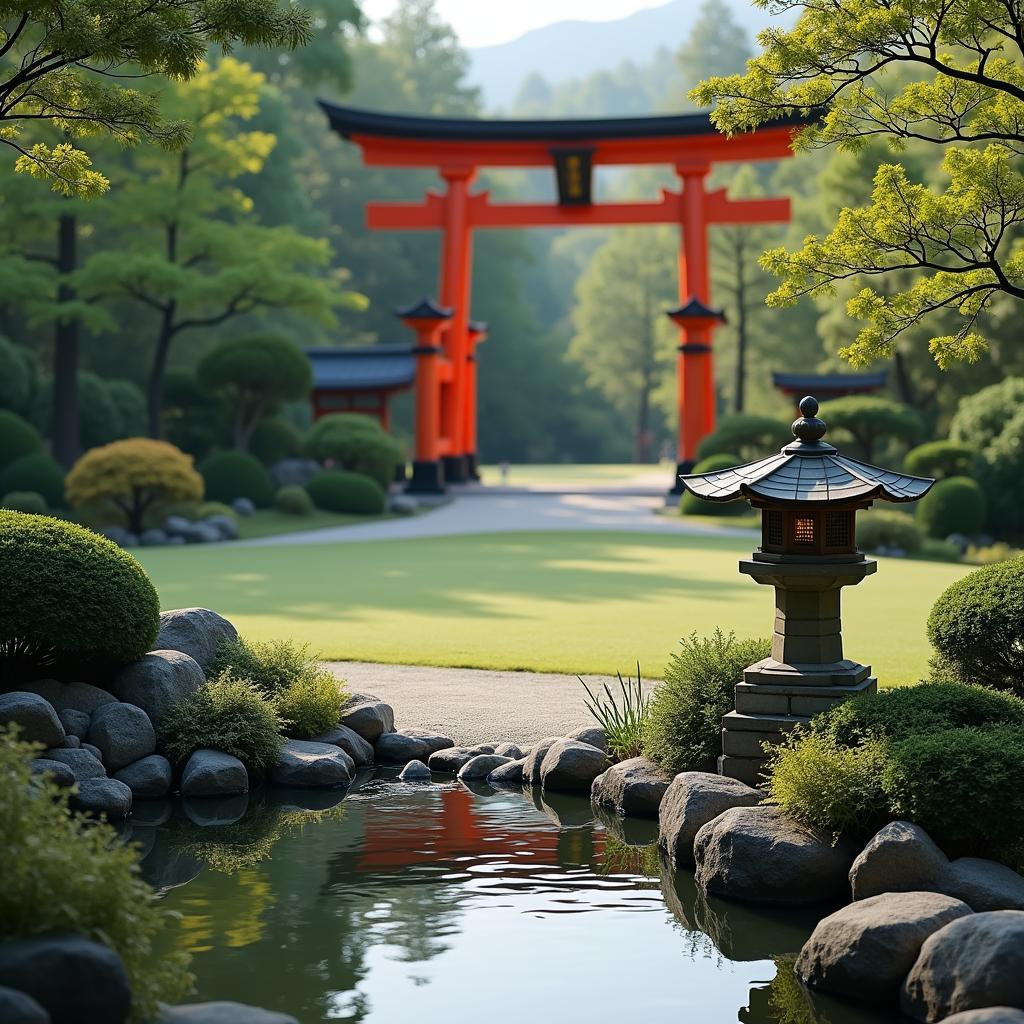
[395,297,453,322]
[681,396,934,506]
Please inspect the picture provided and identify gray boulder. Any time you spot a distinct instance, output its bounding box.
[57,709,89,740]
[158,1002,298,1024]
[902,911,1024,1022]
[187,523,222,544]
[0,934,131,1024]
[400,728,454,755]
[70,778,133,820]
[154,608,238,672]
[458,754,512,781]
[56,735,80,749]
[183,794,248,827]
[204,515,238,541]
[852,821,1024,912]
[0,691,64,747]
[493,742,523,759]
[231,497,256,516]
[30,758,76,788]
[81,741,103,761]
[488,757,527,785]
[141,528,169,546]
[270,458,321,488]
[340,698,395,743]
[388,495,418,516]
[310,724,374,766]
[181,750,248,797]
[100,525,135,547]
[40,747,105,781]
[540,739,609,794]
[375,730,449,765]
[658,771,765,868]
[523,737,561,785]
[87,701,155,771]
[0,986,49,1024]
[939,1011,1024,1023]
[694,805,857,905]
[569,726,608,752]
[16,680,115,716]
[472,744,496,755]
[591,757,671,819]
[113,754,172,798]
[110,650,205,727]
[399,759,431,781]
[796,891,973,1003]
[270,739,353,788]
[427,746,479,773]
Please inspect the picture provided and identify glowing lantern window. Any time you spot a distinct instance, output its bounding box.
[793,517,816,545]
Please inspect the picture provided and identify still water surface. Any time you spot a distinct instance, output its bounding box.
[137,770,899,1024]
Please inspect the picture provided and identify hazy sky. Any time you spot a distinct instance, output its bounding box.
[360,0,666,48]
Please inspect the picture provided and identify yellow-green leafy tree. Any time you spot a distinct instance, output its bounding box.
[693,0,1024,370]
[66,437,203,533]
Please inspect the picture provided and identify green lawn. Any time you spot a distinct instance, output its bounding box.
[478,463,670,486]
[136,529,969,685]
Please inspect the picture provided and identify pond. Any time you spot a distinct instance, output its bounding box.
[136,770,901,1024]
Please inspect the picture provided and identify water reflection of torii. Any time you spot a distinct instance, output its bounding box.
[319,103,810,498]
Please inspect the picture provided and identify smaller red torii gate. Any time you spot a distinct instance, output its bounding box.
[320,104,806,496]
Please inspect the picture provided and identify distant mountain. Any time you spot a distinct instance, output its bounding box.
[467,0,795,111]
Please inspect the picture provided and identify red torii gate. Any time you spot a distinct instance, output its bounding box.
[320,104,805,496]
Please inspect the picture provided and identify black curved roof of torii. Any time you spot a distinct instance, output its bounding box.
[318,102,814,143]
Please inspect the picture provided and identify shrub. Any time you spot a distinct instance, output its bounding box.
[199,450,274,508]
[0,511,159,680]
[305,469,386,515]
[927,556,1024,692]
[580,667,650,761]
[66,439,204,534]
[916,476,987,539]
[1,491,47,515]
[160,672,284,770]
[251,418,304,466]
[275,484,313,515]
[305,413,404,489]
[824,395,922,462]
[32,372,136,450]
[0,452,64,508]
[0,727,191,1020]
[680,454,745,517]
[0,335,36,417]
[855,508,924,554]
[210,636,329,694]
[0,410,42,469]
[904,440,979,480]
[950,377,1024,449]
[273,672,344,739]
[695,414,790,462]
[980,404,1024,538]
[643,630,771,774]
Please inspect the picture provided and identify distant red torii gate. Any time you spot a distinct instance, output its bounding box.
[320,104,806,496]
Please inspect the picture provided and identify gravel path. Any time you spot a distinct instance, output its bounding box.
[326,660,656,747]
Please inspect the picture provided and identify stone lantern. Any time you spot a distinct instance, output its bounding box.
[679,396,934,785]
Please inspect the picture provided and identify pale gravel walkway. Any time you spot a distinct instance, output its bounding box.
[241,492,754,547]
[326,661,656,747]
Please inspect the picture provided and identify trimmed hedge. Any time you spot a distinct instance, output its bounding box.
[680,454,745,517]
[275,484,313,515]
[0,410,42,469]
[199,450,274,508]
[305,469,386,515]
[1,491,47,515]
[304,413,403,489]
[927,556,1024,692]
[916,476,987,539]
[904,440,978,480]
[855,508,924,554]
[0,511,160,680]
[0,452,64,509]
[250,418,304,466]
[695,414,790,462]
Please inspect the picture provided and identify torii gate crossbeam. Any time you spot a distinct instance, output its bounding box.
[319,104,806,497]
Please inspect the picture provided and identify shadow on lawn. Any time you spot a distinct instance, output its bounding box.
[146,531,750,625]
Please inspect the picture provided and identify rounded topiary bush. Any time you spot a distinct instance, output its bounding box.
[305,413,404,489]
[680,454,744,517]
[305,469,386,515]
[199,450,274,508]
[854,508,924,554]
[251,418,304,466]
[0,452,65,508]
[275,484,313,516]
[927,556,1024,692]
[1,490,47,515]
[0,410,42,469]
[904,440,978,481]
[916,476,988,539]
[695,414,789,462]
[643,630,771,773]
[0,510,160,680]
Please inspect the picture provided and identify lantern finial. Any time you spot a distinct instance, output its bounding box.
[792,394,827,443]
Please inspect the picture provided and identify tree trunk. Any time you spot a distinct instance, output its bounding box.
[147,311,175,439]
[52,213,80,468]
[893,348,915,407]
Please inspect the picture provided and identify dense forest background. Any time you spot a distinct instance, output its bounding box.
[2,0,1019,465]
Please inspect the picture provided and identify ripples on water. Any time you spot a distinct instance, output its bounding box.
[139,770,899,1024]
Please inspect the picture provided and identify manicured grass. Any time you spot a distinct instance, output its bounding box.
[136,529,969,685]
[478,463,670,486]
[235,508,394,540]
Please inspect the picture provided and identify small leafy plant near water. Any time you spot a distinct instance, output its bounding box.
[580,664,650,761]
